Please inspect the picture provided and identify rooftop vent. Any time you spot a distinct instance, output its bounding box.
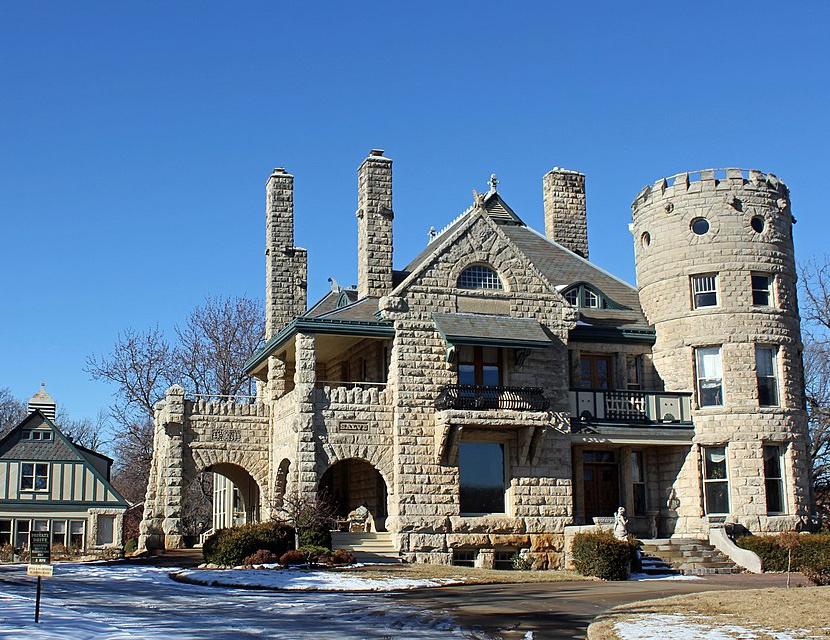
[28,383,56,420]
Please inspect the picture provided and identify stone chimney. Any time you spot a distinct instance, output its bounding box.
[28,384,56,419]
[542,168,589,259]
[265,168,308,340]
[356,149,394,299]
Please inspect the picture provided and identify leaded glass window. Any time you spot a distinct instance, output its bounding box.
[457,265,503,290]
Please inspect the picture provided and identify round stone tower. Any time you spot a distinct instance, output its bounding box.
[631,168,810,534]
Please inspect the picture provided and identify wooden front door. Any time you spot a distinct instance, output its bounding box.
[583,451,620,520]
[579,354,614,389]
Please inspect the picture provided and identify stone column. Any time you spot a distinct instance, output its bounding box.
[160,385,187,549]
[620,446,634,513]
[294,333,318,497]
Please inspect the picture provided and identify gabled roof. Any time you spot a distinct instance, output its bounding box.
[0,410,129,507]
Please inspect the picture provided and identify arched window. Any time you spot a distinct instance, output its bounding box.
[457,264,503,290]
[562,284,606,309]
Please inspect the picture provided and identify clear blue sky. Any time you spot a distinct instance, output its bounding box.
[1,2,828,430]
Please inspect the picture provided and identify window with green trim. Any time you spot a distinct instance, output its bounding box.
[562,284,606,309]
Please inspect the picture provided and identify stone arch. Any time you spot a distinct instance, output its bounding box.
[317,440,393,489]
[318,457,390,532]
[272,458,292,509]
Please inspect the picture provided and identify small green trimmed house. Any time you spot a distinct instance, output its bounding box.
[0,386,128,555]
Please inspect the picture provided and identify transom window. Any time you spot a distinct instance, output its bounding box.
[691,274,718,308]
[457,265,503,290]
[20,462,49,492]
[752,274,773,306]
[562,285,606,309]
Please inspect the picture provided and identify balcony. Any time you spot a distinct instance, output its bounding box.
[434,384,550,412]
[570,389,692,427]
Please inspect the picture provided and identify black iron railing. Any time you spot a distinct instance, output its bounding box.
[435,384,550,411]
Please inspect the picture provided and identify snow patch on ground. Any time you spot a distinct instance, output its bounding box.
[177,567,465,591]
[615,613,811,640]
[628,573,703,581]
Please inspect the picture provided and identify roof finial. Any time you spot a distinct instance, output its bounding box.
[489,173,498,192]
[427,226,437,243]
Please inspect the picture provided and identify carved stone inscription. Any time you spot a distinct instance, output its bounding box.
[338,421,370,433]
[211,428,242,442]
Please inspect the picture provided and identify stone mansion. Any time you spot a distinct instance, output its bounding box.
[138,150,811,567]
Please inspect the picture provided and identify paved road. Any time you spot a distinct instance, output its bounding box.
[397,572,808,639]
[0,554,805,639]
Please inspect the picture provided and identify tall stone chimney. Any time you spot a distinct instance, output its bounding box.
[265,168,308,340]
[542,168,589,259]
[357,149,394,299]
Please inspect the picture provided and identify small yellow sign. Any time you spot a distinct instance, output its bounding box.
[27,564,53,578]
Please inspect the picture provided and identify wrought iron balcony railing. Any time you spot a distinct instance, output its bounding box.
[570,388,692,426]
[435,384,550,411]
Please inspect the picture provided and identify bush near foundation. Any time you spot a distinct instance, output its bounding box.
[571,531,636,581]
[124,538,138,554]
[203,522,294,566]
[737,533,830,575]
[279,549,306,565]
[298,527,332,550]
[241,549,280,565]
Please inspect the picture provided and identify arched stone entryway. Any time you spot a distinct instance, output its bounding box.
[319,458,389,532]
[203,462,262,529]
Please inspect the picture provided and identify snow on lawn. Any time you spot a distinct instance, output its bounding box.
[0,562,469,638]
[615,614,810,640]
[175,567,465,591]
[628,572,703,581]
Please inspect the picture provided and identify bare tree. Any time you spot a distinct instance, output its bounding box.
[86,295,265,519]
[55,407,111,452]
[174,296,264,397]
[0,387,26,437]
[800,259,830,527]
[271,491,338,549]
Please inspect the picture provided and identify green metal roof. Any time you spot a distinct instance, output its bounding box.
[433,313,552,349]
[244,317,394,373]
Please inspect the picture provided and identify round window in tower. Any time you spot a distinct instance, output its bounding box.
[751,216,765,233]
[641,232,651,248]
[691,217,710,235]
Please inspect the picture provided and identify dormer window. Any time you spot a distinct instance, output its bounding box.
[562,284,606,309]
[457,265,503,290]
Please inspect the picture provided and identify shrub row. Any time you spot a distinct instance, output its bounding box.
[203,522,294,566]
[279,546,354,566]
[571,531,637,581]
[737,533,830,584]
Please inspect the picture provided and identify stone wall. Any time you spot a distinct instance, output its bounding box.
[382,210,577,564]
[631,168,810,533]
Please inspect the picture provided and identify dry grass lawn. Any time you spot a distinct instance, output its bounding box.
[588,586,830,639]
[337,562,588,584]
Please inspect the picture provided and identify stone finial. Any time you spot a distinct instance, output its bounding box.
[488,173,499,192]
[472,189,486,210]
[328,277,341,293]
[428,226,437,243]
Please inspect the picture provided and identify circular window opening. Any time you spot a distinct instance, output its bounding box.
[751,216,765,233]
[641,232,651,248]
[691,218,710,235]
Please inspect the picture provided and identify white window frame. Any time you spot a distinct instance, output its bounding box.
[756,345,780,407]
[763,444,787,515]
[691,273,719,309]
[15,519,31,549]
[457,264,503,291]
[20,462,50,492]
[695,346,724,408]
[751,273,774,307]
[68,520,86,550]
[51,519,67,547]
[0,519,11,546]
[701,445,730,516]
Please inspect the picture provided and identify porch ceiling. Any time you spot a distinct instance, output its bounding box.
[571,424,693,446]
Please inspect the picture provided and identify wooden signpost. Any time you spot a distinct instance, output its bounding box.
[26,531,52,623]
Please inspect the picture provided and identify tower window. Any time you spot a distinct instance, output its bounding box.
[691,218,710,235]
[756,346,780,407]
[695,346,723,407]
[763,444,786,514]
[752,274,773,306]
[751,216,765,233]
[691,274,718,308]
[702,446,730,515]
[457,265,503,290]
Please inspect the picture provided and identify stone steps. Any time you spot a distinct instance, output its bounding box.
[639,538,741,575]
[331,532,400,563]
